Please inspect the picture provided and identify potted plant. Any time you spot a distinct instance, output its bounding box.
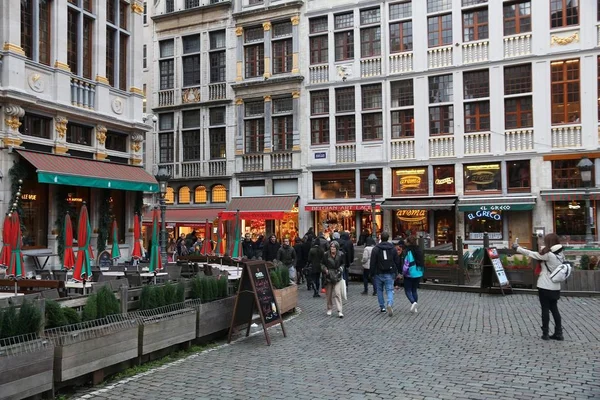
[271,265,298,314]
[190,275,236,339]
[503,254,534,288]
[0,301,54,400]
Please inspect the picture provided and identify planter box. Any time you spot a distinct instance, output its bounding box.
[0,339,54,400]
[49,320,138,383]
[138,308,196,356]
[561,270,600,291]
[197,296,235,338]
[274,285,298,314]
[505,268,534,288]
[424,266,464,285]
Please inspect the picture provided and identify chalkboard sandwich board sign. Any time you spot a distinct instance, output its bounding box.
[480,247,512,296]
[228,260,286,346]
[97,250,113,269]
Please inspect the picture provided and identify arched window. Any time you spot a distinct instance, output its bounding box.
[195,186,207,204]
[212,184,227,203]
[178,186,190,204]
[165,187,175,204]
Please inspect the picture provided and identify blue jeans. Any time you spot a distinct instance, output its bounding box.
[404,277,420,304]
[362,269,370,292]
[375,273,395,309]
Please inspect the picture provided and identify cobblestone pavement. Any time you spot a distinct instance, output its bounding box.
[76,285,600,400]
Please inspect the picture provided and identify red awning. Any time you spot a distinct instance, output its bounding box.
[219,195,298,220]
[142,208,224,224]
[305,204,381,212]
[540,190,600,201]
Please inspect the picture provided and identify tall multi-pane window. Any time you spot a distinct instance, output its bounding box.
[336,87,356,142]
[272,98,293,151]
[334,12,354,61]
[182,110,201,161]
[390,79,414,138]
[106,0,129,90]
[195,186,207,204]
[105,130,127,152]
[244,100,265,153]
[182,34,201,87]
[462,7,488,42]
[360,8,381,58]
[209,31,226,83]
[67,0,94,79]
[66,122,92,145]
[209,107,226,159]
[142,44,147,69]
[503,1,531,35]
[143,2,147,24]
[158,113,174,163]
[309,16,328,65]
[244,26,264,78]
[20,114,52,139]
[427,1,452,48]
[272,21,293,74]
[550,0,579,28]
[310,90,329,145]
[21,0,53,65]
[551,59,580,124]
[463,70,490,132]
[185,0,199,9]
[389,1,412,53]
[362,84,382,141]
[504,64,533,129]
[165,0,174,13]
[159,40,175,90]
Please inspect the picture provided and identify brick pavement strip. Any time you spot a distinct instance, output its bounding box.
[74,285,600,400]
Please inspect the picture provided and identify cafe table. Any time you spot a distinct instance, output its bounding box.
[65,281,95,295]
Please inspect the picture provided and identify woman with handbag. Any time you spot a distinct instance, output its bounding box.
[513,233,564,341]
[402,235,424,313]
[322,241,344,318]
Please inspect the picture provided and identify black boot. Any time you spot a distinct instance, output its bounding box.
[541,326,549,341]
[550,327,564,341]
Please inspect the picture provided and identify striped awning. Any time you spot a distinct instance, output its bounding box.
[457,196,536,212]
[540,190,600,201]
[219,195,298,220]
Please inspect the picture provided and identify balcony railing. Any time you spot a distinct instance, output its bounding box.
[208,83,226,101]
[309,64,328,84]
[390,138,415,160]
[428,46,453,69]
[360,57,381,78]
[505,129,534,152]
[242,154,263,172]
[208,160,227,176]
[462,40,489,64]
[158,163,175,178]
[464,132,491,155]
[552,124,582,148]
[271,151,293,170]
[389,52,413,74]
[336,144,356,163]
[70,77,96,109]
[158,89,175,107]
[429,135,454,158]
[504,34,532,58]
[181,161,202,178]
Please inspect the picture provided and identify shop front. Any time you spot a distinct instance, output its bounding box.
[219,195,299,241]
[304,204,382,241]
[540,190,598,243]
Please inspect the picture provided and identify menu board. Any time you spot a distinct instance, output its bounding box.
[484,247,510,288]
[249,263,279,324]
[97,250,113,269]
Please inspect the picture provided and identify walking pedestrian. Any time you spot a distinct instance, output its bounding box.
[242,233,255,260]
[361,236,376,295]
[402,235,424,313]
[253,234,264,260]
[513,233,565,341]
[340,232,354,287]
[307,238,325,297]
[370,232,400,316]
[276,238,297,284]
[322,241,344,318]
[263,235,280,262]
[293,237,305,284]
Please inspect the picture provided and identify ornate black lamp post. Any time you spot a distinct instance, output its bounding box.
[367,173,379,240]
[155,166,171,265]
[577,157,594,246]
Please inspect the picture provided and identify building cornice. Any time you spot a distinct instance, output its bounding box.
[233,0,303,19]
[230,75,304,90]
[151,0,231,22]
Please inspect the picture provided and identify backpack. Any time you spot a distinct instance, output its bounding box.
[402,250,424,278]
[378,247,395,273]
[544,256,573,283]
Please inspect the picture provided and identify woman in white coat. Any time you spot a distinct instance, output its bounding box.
[361,236,376,295]
[513,233,564,341]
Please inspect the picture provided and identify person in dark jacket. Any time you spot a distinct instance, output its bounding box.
[242,233,255,260]
[402,235,424,313]
[263,235,280,262]
[293,237,305,284]
[340,232,354,286]
[276,237,296,283]
[253,235,264,260]
[307,238,324,297]
[370,232,400,316]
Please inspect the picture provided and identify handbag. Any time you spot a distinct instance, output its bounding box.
[544,258,572,283]
[340,277,347,301]
[402,251,412,276]
[534,262,542,276]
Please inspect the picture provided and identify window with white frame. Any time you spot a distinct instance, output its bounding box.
[360,7,381,58]
[182,110,201,161]
[429,74,454,136]
[159,113,174,163]
[67,0,95,79]
[390,79,414,138]
[209,107,226,159]
[272,21,293,74]
[244,26,264,78]
[504,64,533,129]
[209,31,226,83]
[334,12,354,61]
[389,1,413,53]
[427,0,452,48]
[272,97,293,151]
[463,69,490,132]
[362,84,382,141]
[335,87,356,142]
[165,0,174,13]
[21,0,53,66]
[244,100,265,153]
[309,16,328,65]
[143,2,147,24]
[462,4,488,42]
[310,90,329,145]
[143,44,147,69]
[106,0,130,90]
[182,34,201,87]
[159,39,175,90]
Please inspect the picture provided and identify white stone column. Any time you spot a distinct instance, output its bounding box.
[263,22,272,78]
[0,0,26,87]
[489,65,504,155]
[453,71,465,159]
[95,0,110,114]
[414,76,429,160]
[531,60,552,152]
[580,54,598,150]
[129,2,145,122]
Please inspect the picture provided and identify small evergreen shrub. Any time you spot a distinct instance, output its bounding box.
[0,306,18,339]
[153,286,166,308]
[176,282,185,303]
[280,267,290,287]
[95,286,120,318]
[190,277,203,300]
[163,282,176,305]
[16,300,42,335]
[81,295,98,322]
[45,300,67,329]
[270,269,282,289]
[209,278,218,301]
[140,286,155,310]
[217,276,228,298]
[62,307,81,326]
[580,254,590,270]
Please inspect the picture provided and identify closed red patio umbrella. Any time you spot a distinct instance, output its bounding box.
[131,213,142,260]
[148,208,162,272]
[74,203,93,281]
[111,219,121,261]
[7,212,25,278]
[63,212,76,270]
[200,220,213,255]
[0,213,12,267]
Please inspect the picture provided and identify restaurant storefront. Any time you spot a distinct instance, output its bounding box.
[304,204,382,241]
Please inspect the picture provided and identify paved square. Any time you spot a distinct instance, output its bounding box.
[76,285,600,400]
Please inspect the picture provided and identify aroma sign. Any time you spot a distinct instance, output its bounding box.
[400,175,421,189]
[396,209,426,223]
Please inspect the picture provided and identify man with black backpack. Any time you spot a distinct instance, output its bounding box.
[370,232,400,316]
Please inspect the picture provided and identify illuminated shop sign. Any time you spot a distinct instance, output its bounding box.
[466,210,502,221]
[393,168,427,195]
[22,194,37,201]
[396,209,427,223]
[435,177,454,185]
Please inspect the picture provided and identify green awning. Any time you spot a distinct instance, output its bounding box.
[457,196,536,212]
[18,150,158,192]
